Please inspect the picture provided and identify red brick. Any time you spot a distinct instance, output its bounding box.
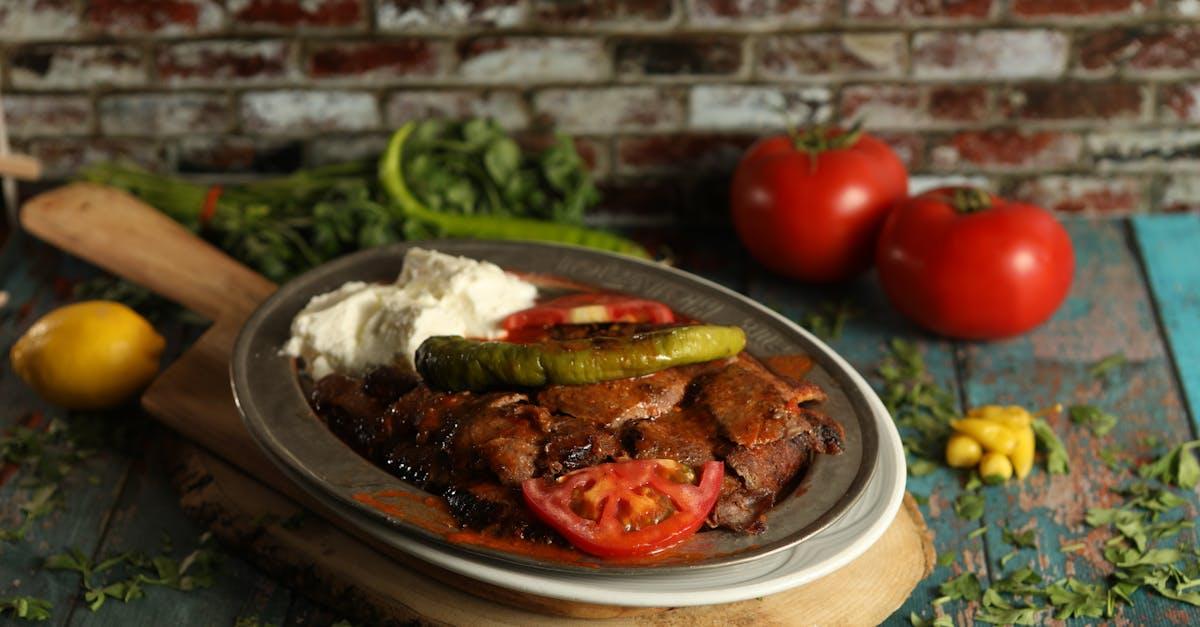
[0,0,81,41]
[686,0,837,26]
[929,86,989,121]
[573,137,610,178]
[308,40,444,80]
[177,136,303,173]
[615,134,755,175]
[1001,83,1146,121]
[914,30,1068,79]
[156,40,294,86]
[841,85,986,129]
[614,37,743,77]
[240,90,379,135]
[10,45,145,89]
[99,94,231,136]
[1075,29,1138,74]
[874,132,925,169]
[1011,0,1152,17]
[228,0,363,29]
[3,95,92,137]
[1129,28,1200,74]
[1088,130,1200,171]
[534,87,684,134]
[26,138,168,178]
[932,130,1082,170]
[1162,83,1200,123]
[85,0,223,35]
[689,85,831,130]
[1161,176,1200,212]
[458,37,608,83]
[847,0,993,20]
[1011,175,1146,214]
[759,33,905,79]
[387,90,528,130]
[532,0,674,26]
[377,0,525,31]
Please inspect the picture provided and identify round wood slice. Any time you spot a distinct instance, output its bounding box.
[167,437,935,625]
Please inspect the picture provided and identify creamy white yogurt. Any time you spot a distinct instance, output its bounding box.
[283,248,537,379]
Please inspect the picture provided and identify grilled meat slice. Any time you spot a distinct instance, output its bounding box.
[543,416,622,475]
[453,397,547,485]
[442,482,557,543]
[537,367,690,429]
[311,374,392,458]
[725,436,811,495]
[624,410,724,467]
[709,476,774,534]
[692,356,834,450]
[362,365,420,403]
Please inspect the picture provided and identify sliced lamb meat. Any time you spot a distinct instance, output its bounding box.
[624,409,723,467]
[453,397,547,485]
[708,475,773,534]
[706,436,812,533]
[311,375,392,458]
[543,416,621,476]
[537,367,689,429]
[797,407,845,455]
[362,366,420,403]
[725,437,810,495]
[442,482,558,543]
[692,356,832,449]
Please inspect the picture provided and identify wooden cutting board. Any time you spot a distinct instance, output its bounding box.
[20,183,935,624]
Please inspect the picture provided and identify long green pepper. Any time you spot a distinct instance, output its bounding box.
[379,123,652,259]
[416,325,746,392]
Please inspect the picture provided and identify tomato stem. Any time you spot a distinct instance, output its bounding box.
[786,121,864,159]
[951,188,993,214]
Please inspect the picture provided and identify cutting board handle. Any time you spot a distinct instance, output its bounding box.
[20,182,275,322]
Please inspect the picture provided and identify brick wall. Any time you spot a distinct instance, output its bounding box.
[3,0,1199,224]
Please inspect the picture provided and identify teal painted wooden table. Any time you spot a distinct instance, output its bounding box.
[1,216,1198,626]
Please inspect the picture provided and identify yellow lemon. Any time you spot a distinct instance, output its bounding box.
[10,301,165,410]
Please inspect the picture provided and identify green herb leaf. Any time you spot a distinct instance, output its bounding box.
[1002,526,1037,550]
[939,572,982,603]
[909,611,953,627]
[1045,577,1108,619]
[937,552,955,568]
[955,493,985,521]
[968,526,989,539]
[1068,405,1118,436]
[1031,419,1069,475]
[1088,353,1126,379]
[0,596,52,621]
[1138,441,1200,489]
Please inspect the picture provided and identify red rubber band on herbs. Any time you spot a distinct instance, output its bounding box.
[200,185,222,227]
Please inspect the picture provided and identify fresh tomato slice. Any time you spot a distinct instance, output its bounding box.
[520,459,723,558]
[502,293,675,332]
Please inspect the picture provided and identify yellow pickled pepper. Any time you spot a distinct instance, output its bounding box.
[949,418,1018,455]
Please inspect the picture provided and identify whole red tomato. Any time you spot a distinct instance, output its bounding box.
[730,128,908,282]
[876,187,1075,340]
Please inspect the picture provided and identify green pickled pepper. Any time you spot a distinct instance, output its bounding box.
[416,325,746,392]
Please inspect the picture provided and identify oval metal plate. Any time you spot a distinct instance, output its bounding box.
[232,240,878,575]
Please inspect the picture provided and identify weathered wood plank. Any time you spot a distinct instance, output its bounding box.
[1132,213,1200,430]
[0,237,135,627]
[65,434,293,627]
[740,263,984,626]
[960,219,1199,625]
